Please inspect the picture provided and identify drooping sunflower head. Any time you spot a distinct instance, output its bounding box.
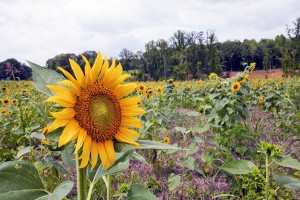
[46,52,145,170]
[231,82,241,93]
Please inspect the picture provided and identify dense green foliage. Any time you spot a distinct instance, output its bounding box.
[0,59,32,80]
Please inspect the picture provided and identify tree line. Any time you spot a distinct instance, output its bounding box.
[1,17,299,81]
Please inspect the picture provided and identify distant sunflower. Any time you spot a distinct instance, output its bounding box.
[157,85,164,94]
[250,62,256,72]
[12,99,18,105]
[2,97,10,106]
[209,73,218,80]
[163,137,170,144]
[46,52,145,169]
[231,82,241,93]
[7,110,13,115]
[258,97,263,104]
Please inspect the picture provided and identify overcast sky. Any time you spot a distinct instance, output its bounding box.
[0,0,299,65]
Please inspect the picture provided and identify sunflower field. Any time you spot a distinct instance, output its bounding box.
[0,56,300,200]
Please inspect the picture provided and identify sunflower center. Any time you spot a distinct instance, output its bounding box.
[234,85,238,89]
[74,84,122,143]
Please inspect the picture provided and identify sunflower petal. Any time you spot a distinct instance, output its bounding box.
[98,57,109,81]
[69,59,85,86]
[46,96,75,107]
[81,55,91,85]
[50,108,75,120]
[90,52,103,84]
[57,80,80,96]
[110,74,131,90]
[47,85,77,105]
[120,97,142,107]
[115,132,140,147]
[90,141,99,169]
[119,127,140,138]
[114,83,137,99]
[48,119,71,133]
[98,140,115,169]
[79,135,92,168]
[122,107,146,117]
[121,117,142,129]
[57,67,80,88]
[74,128,87,153]
[104,140,116,167]
[58,120,80,147]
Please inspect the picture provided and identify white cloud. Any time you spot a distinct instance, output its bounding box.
[0,0,299,65]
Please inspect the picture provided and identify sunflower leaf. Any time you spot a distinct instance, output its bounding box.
[89,150,134,183]
[27,61,65,96]
[128,184,158,200]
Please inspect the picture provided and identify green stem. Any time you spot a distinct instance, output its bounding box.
[106,174,112,200]
[265,153,270,200]
[76,153,87,200]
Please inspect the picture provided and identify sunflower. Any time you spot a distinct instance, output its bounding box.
[7,110,13,115]
[156,85,164,94]
[12,99,18,105]
[46,52,145,170]
[209,73,218,80]
[231,82,241,93]
[258,97,263,104]
[250,63,256,72]
[1,97,10,106]
[163,137,170,144]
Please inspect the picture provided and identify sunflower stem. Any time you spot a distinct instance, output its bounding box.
[76,153,87,200]
[106,174,112,200]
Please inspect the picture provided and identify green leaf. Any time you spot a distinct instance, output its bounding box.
[89,150,134,183]
[27,61,65,96]
[61,147,76,169]
[133,152,149,165]
[15,146,32,159]
[179,157,195,170]
[168,173,181,191]
[0,161,47,199]
[274,175,300,190]
[276,156,300,170]
[128,184,158,200]
[194,124,210,133]
[36,181,74,200]
[221,159,255,174]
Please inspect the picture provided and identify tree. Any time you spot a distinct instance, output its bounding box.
[0,59,32,80]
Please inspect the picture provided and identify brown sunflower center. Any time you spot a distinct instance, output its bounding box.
[74,84,122,143]
[234,85,238,89]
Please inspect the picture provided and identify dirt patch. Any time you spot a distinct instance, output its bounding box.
[227,69,283,79]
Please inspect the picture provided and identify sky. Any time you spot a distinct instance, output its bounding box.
[0,0,299,65]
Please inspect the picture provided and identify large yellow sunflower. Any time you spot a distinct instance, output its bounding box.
[46,52,145,170]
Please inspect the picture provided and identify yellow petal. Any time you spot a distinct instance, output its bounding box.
[119,127,140,138]
[103,63,123,88]
[97,140,116,169]
[97,142,109,169]
[47,85,77,104]
[79,135,92,168]
[104,140,116,167]
[46,96,75,107]
[90,140,99,169]
[110,74,131,90]
[122,107,146,117]
[90,52,103,84]
[114,83,137,99]
[98,57,109,81]
[74,128,87,153]
[121,117,142,129]
[57,80,80,96]
[81,55,91,85]
[115,132,140,147]
[120,97,142,107]
[48,119,71,133]
[57,67,80,88]
[50,108,75,120]
[58,120,80,147]
[69,59,85,86]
